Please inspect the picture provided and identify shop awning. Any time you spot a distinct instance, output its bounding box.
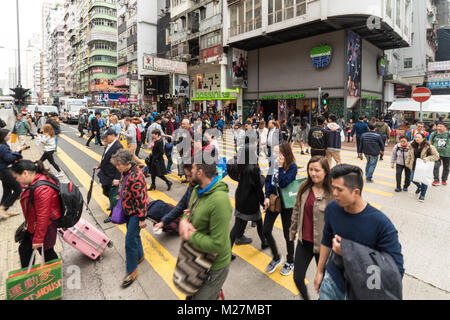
[388,95,450,113]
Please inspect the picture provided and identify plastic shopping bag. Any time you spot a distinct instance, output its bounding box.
[413,159,434,186]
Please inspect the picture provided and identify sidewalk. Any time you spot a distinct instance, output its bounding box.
[0,137,63,300]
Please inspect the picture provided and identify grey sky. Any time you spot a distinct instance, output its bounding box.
[0,0,56,77]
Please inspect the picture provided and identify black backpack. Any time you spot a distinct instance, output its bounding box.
[27,179,84,230]
[0,118,6,128]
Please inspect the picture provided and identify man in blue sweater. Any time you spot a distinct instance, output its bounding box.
[314,164,404,300]
[360,124,385,182]
[351,116,369,160]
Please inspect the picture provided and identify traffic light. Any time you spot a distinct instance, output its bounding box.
[321,93,329,106]
[10,85,30,106]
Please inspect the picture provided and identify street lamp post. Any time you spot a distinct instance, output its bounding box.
[16,0,22,87]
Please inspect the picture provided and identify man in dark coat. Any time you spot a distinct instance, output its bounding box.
[147,129,172,191]
[86,112,103,147]
[98,128,123,223]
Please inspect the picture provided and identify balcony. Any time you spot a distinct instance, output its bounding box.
[90,60,117,68]
[127,51,138,62]
[228,0,410,51]
[118,22,127,35]
[127,33,137,47]
[90,1,117,11]
[90,13,117,22]
[171,30,188,44]
[90,49,117,57]
[199,14,222,34]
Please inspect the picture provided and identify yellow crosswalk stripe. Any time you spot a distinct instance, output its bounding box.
[56,148,186,299]
[60,133,301,295]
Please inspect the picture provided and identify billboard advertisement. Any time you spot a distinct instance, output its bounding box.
[231,48,248,88]
[174,74,190,97]
[347,30,361,98]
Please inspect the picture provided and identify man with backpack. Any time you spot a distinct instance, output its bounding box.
[430,122,450,186]
[375,117,390,160]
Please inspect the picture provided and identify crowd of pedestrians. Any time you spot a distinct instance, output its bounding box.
[2,105,449,301]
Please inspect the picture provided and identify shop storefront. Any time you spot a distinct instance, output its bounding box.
[242,29,384,122]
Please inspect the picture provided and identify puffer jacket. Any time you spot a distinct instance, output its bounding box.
[20,174,62,245]
[405,143,440,171]
[391,143,410,167]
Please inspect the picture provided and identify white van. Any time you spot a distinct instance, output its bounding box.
[35,105,59,116]
[61,99,87,124]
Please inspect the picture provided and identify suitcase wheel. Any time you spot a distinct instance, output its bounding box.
[96,255,104,262]
[72,241,77,245]
[107,241,113,248]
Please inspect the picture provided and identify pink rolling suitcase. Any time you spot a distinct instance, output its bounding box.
[58,217,113,260]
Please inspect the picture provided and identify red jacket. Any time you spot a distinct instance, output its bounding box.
[20,174,62,245]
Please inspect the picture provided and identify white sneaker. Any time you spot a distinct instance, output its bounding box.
[56,172,64,177]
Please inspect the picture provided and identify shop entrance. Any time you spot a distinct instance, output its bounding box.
[261,100,278,121]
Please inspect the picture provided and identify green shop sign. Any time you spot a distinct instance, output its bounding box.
[362,94,381,100]
[191,90,238,101]
[261,93,306,100]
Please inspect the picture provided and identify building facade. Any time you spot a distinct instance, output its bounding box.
[224,0,411,120]
[384,0,437,104]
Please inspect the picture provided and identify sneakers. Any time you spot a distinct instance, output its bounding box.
[415,187,421,195]
[443,181,447,186]
[261,240,270,250]
[235,236,252,245]
[432,181,440,186]
[265,258,283,274]
[280,262,295,276]
[418,196,425,203]
[56,172,64,177]
[403,187,409,192]
[395,188,402,192]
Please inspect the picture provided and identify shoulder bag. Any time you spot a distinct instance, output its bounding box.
[173,196,217,296]
[269,188,281,212]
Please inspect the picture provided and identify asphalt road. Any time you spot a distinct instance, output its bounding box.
[53,122,450,300]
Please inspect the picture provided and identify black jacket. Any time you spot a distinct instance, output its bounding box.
[90,117,100,132]
[232,164,265,215]
[332,238,403,300]
[149,138,166,177]
[98,139,123,186]
[308,126,329,150]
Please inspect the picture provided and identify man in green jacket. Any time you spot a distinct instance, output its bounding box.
[431,122,450,186]
[179,157,232,300]
[12,113,32,148]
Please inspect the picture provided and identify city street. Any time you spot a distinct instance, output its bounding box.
[2,121,449,300]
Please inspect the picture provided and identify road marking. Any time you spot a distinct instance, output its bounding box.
[56,148,186,300]
[59,131,302,295]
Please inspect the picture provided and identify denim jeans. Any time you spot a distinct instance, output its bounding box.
[364,154,379,181]
[433,157,450,182]
[125,215,144,274]
[319,271,346,300]
[410,170,428,198]
[166,153,173,173]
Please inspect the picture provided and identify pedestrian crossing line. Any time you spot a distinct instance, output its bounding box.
[61,132,301,295]
[56,148,186,300]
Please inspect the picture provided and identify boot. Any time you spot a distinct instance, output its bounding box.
[148,184,156,191]
[167,181,173,191]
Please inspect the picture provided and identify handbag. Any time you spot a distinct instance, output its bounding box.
[413,158,434,186]
[173,196,217,296]
[6,248,63,300]
[111,175,130,225]
[269,192,281,212]
[118,134,128,149]
[279,178,307,209]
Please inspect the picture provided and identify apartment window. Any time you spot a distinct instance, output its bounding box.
[245,0,253,32]
[254,0,262,28]
[386,0,393,19]
[296,0,306,16]
[404,58,412,69]
[172,0,185,7]
[396,0,401,28]
[285,0,294,20]
[200,7,206,20]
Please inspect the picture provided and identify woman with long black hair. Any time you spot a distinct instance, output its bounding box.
[0,129,25,219]
[229,144,268,257]
[289,156,333,300]
[11,160,62,268]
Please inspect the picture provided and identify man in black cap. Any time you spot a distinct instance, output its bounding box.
[97,128,123,223]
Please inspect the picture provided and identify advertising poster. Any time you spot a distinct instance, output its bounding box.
[174,74,190,97]
[231,48,248,88]
[143,77,157,96]
[346,30,361,99]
